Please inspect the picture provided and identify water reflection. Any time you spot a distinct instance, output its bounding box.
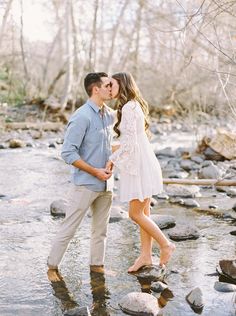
[90,270,110,316]
[50,278,78,312]
[49,269,111,315]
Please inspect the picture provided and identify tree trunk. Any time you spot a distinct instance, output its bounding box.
[60,0,74,113]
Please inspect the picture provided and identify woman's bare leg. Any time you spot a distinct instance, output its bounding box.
[129,198,175,267]
[128,199,153,272]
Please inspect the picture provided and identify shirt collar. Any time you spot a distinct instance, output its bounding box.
[87,99,102,113]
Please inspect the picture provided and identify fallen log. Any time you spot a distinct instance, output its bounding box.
[163,178,236,186]
[5,122,64,132]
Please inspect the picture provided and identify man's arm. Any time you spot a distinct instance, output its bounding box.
[72,159,111,181]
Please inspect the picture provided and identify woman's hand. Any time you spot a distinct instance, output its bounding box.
[105,160,113,173]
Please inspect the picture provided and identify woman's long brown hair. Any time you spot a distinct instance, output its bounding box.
[112,72,149,137]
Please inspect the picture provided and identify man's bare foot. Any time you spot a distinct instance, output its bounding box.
[128,256,152,273]
[160,243,175,267]
[90,265,104,273]
[47,268,63,282]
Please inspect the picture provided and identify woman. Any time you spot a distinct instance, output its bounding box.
[106,72,175,272]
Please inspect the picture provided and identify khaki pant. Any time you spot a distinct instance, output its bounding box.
[47,185,112,269]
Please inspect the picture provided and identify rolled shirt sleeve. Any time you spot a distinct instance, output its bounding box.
[61,115,89,165]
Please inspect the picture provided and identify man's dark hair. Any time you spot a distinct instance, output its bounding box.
[84,72,108,96]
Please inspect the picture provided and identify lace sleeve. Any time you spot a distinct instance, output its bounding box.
[109,102,139,176]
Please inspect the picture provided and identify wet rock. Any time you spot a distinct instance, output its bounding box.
[9,139,25,148]
[185,287,204,313]
[216,186,236,197]
[199,164,223,179]
[133,265,166,282]
[64,306,91,316]
[151,281,168,293]
[155,193,169,200]
[233,203,236,211]
[151,214,176,229]
[214,281,236,292]
[166,184,201,198]
[168,171,189,179]
[156,147,176,157]
[230,230,236,236]
[109,206,128,223]
[182,199,200,208]
[168,226,200,241]
[26,142,33,147]
[119,292,160,316]
[219,259,236,280]
[50,199,68,216]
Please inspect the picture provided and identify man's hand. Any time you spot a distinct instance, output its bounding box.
[105,160,113,173]
[95,168,112,181]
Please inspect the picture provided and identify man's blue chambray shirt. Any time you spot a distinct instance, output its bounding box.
[61,99,115,192]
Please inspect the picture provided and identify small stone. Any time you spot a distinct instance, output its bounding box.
[9,139,25,148]
[180,160,197,171]
[155,193,169,200]
[214,281,236,292]
[182,199,200,208]
[150,198,157,207]
[119,292,160,316]
[0,144,6,149]
[230,230,236,236]
[201,160,214,167]
[169,197,184,204]
[50,199,68,216]
[49,143,56,148]
[168,171,189,179]
[191,156,204,164]
[186,287,204,312]
[151,214,176,229]
[156,147,176,157]
[151,281,168,293]
[168,225,200,241]
[209,204,218,209]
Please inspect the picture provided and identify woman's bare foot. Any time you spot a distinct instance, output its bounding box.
[128,256,152,273]
[47,268,63,282]
[159,243,175,267]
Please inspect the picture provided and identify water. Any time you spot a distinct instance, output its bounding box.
[0,146,236,315]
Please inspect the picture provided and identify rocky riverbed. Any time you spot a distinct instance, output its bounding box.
[0,119,236,316]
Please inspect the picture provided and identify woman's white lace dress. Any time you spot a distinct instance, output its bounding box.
[110,100,163,202]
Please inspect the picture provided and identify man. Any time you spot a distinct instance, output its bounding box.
[47,72,114,282]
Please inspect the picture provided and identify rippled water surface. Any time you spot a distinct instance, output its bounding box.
[0,146,236,316]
